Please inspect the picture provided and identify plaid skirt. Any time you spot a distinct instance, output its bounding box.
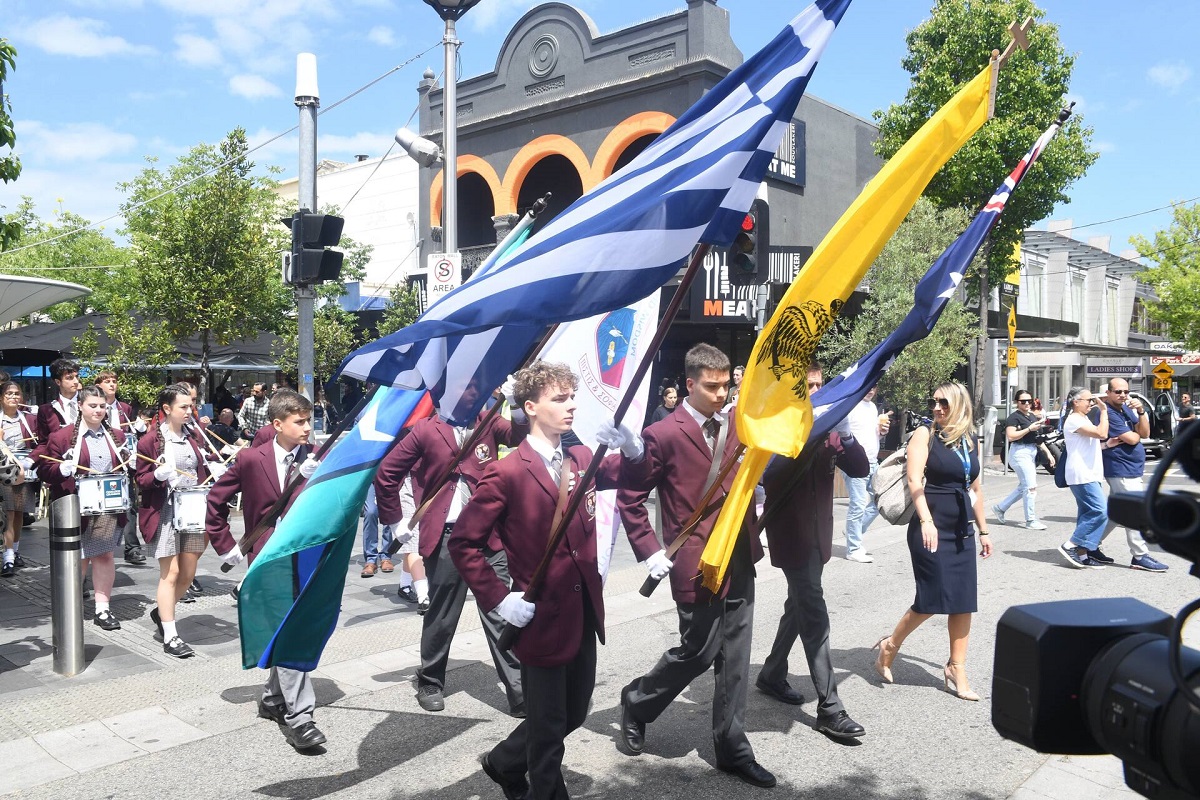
[81,514,123,559]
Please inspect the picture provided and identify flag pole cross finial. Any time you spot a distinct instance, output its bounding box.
[988,17,1033,118]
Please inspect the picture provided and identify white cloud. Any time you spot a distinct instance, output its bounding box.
[14,121,139,163]
[1094,141,1118,154]
[465,1,532,34]
[174,33,223,67]
[21,15,155,58]
[0,161,144,236]
[1147,61,1192,92]
[229,74,283,100]
[367,25,395,47]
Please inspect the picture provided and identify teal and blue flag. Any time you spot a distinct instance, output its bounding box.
[239,387,432,671]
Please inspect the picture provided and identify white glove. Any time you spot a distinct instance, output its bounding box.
[385,524,414,547]
[501,374,518,407]
[133,418,147,433]
[154,464,174,482]
[298,454,319,478]
[208,461,229,481]
[59,459,78,477]
[832,414,854,442]
[644,549,673,580]
[20,456,34,470]
[494,591,535,628]
[595,418,644,460]
[220,546,244,566]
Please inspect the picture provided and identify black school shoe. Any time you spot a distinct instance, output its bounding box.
[163,636,194,658]
[1,561,13,578]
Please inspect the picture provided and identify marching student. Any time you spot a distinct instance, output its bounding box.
[136,384,225,657]
[373,384,528,716]
[36,358,82,442]
[34,385,130,629]
[95,371,150,565]
[1,381,38,577]
[206,389,324,751]
[616,343,775,789]
[449,361,639,800]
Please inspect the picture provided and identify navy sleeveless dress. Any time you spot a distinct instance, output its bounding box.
[906,434,980,614]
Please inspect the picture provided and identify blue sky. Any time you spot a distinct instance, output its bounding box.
[1,0,1196,257]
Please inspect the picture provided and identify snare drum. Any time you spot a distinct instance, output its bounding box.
[171,487,210,533]
[77,474,130,516]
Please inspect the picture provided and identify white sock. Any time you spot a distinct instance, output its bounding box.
[3,548,12,564]
[400,570,413,588]
[163,620,179,641]
[95,600,110,613]
[11,540,18,552]
[414,578,429,603]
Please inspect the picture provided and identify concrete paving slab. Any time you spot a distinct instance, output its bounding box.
[103,706,208,753]
[34,719,144,772]
[0,736,75,793]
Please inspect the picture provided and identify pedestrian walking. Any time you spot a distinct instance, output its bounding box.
[1057,387,1110,569]
[95,371,149,565]
[1,382,38,577]
[992,388,1049,530]
[873,382,993,702]
[843,384,889,561]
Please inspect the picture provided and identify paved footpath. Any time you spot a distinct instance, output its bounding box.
[2,467,1197,799]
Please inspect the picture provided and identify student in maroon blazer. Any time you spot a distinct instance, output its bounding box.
[206,390,324,751]
[449,361,636,800]
[1,381,39,577]
[36,358,82,442]
[758,362,870,743]
[616,343,774,789]
[97,370,150,564]
[373,397,527,715]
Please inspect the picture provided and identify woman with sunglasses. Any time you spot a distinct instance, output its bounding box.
[873,382,992,701]
[1057,386,1110,569]
[992,390,1049,530]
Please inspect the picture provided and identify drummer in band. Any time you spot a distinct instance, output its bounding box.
[33,385,131,630]
[96,371,149,566]
[136,383,227,658]
[1,381,39,578]
[36,358,82,442]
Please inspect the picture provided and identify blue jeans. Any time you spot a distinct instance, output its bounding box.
[998,443,1039,523]
[844,463,879,554]
[1068,481,1107,551]
[361,485,392,563]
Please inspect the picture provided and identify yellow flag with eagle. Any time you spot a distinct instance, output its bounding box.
[699,64,995,591]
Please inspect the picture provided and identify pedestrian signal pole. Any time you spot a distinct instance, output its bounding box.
[295,53,318,403]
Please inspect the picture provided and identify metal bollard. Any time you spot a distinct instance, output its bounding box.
[50,494,85,677]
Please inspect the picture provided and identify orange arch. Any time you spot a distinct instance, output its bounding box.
[499,135,593,213]
[429,154,505,226]
[592,111,676,183]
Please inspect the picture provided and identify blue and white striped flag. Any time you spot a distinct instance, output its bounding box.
[809,111,1070,438]
[341,0,853,425]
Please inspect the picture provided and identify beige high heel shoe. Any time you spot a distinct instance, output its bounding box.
[944,661,980,701]
[872,636,897,684]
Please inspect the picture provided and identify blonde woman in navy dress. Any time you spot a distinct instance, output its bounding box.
[34,385,130,629]
[136,384,225,658]
[872,382,993,701]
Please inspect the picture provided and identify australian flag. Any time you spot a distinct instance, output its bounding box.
[809,108,1072,439]
[340,0,853,425]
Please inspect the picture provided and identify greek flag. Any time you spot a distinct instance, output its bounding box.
[340,0,853,425]
[809,111,1070,438]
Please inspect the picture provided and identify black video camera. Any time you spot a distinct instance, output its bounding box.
[992,419,1200,799]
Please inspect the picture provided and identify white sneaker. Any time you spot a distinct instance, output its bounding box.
[1025,520,1048,531]
[992,504,1007,525]
[846,550,874,563]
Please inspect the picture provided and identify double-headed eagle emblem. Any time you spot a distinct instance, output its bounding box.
[755,298,844,401]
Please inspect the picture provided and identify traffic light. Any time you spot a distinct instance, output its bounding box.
[726,198,769,285]
[285,211,345,285]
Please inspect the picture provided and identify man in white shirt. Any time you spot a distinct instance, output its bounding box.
[842,386,889,562]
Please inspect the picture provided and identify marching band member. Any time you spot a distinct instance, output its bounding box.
[33,385,130,629]
[1,381,38,577]
[136,383,224,658]
[95,371,149,565]
[36,358,82,442]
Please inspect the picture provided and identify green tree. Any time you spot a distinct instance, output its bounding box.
[70,299,176,409]
[874,0,1100,413]
[0,197,133,319]
[119,128,290,402]
[819,198,979,413]
[376,281,422,337]
[1131,202,1200,350]
[1,38,23,249]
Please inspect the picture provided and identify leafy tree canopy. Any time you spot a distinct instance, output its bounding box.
[874,0,1099,286]
[1131,202,1200,351]
[1,37,23,249]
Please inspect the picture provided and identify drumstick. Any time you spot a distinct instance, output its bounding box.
[133,451,197,479]
[37,454,102,474]
[187,420,232,465]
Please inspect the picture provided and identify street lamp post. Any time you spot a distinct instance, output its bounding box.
[422,0,481,256]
